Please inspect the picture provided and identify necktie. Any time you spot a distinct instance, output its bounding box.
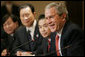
[27,30,31,40]
[27,30,34,51]
[55,35,60,56]
[48,39,51,52]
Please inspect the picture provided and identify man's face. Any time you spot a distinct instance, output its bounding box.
[3,17,18,34]
[45,7,63,32]
[20,7,35,27]
[38,19,51,38]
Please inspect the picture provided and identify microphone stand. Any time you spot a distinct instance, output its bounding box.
[10,38,84,56]
[37,39,84,56]
[40,45,71,56]
[10,39,34,55]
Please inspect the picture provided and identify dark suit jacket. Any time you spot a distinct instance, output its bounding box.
[1,34,15,53]
[34,38,51,56]
[12,23,43,55]
[50,20,84,56]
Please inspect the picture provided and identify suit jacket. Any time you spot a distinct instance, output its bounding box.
[50,20,84,56]
[34,38,51,56]
[1,34,14,53]
[13,23,43,55]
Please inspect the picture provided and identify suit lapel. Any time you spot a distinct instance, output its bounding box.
[60,20,71,56]
[20,26,31,50]
[34,22,40,40]
[50,32,57,55]
[22,26,28,42]
[42,39,48,55]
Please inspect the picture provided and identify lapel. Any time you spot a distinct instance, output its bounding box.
[20,26,31,50]
[50,32,57,55]
[60,20,71,56]
[7,35,14,44]
[21,26,28,41]
[34,22,40,40]
[42,38,48,54]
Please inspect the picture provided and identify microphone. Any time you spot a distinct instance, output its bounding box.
[10,33,41,55]
[37,39,84,56]
[10,38,37,55]
[10,37,84,56]
[39,44,71,56]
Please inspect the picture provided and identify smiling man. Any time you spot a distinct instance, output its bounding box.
[1,14,20,56]
[38,15,51,38]
[45,2,84,56]
[13,3,42,56]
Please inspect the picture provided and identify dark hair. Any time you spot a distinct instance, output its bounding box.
[2,14,20,27]
[38,14,45,21]
[19,3,35,14]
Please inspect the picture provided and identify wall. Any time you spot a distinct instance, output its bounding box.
[1,1,84,29]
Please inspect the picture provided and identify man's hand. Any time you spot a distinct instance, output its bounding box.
[1,49,7,56]
[21,52,35,56]
[16,51,23,56]
[16,51,35,56]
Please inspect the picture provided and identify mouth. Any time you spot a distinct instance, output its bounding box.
[24,19,30,23]
[7,29,12,32]
[49,23,56,29]
[42,32,47,35]
[6,30,12,34]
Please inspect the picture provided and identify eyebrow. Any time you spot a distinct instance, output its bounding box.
[43,23,48,26]
[38,23,47,26]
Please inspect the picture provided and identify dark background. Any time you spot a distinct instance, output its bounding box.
[1,1,84,29]
[66,1,84,29]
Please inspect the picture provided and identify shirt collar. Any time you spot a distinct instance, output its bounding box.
[57,27,63,37]
[26,20,37,32]
[10,33,14,37]
[57,23,65,36]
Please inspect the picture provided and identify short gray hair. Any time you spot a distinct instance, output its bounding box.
[45,2,69,20]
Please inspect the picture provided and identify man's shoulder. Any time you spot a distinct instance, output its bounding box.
[15,26,26,33]
[64,21,82,32]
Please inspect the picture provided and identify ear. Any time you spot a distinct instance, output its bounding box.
[61,13,66,21]
[61,13,66,19]
[15,21,19,28]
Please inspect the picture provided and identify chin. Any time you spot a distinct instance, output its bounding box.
[24,24,30,27]
[51,29,56,32]
[7,32,12,34]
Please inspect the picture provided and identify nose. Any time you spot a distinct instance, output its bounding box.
[41,27,45,32]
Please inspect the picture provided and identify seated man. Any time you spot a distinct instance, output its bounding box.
[1,14,20,56]
[12,3,42,56]
[45,2,84,56]
[35,14,51,56]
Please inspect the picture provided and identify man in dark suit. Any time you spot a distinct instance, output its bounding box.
[12,3,42,56]
[32,14,51,56]
[1,14,20,56]
[45,2,84,56]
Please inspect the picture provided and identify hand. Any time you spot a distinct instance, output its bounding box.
[21,52,35,56]
[1,49,7,56]
[16,51,23,56]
